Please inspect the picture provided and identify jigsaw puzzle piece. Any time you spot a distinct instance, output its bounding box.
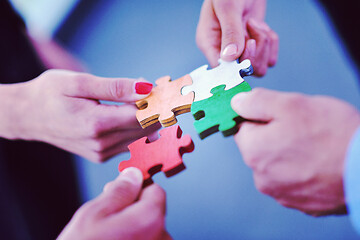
[118,125,194,185]
[181,59,253,102]
[136,75,194,128]
[191,81,252,139]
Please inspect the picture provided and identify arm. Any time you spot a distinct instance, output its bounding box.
[58,167,171,240]
[231,88,360,216]
[196,0,278,76]
[345,127,360,234]
[0,70,157,162]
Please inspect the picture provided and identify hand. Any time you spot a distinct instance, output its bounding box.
[0,69,157,162]
[58,168,172,240]
[231,88,360,216]
[196,0,279,76]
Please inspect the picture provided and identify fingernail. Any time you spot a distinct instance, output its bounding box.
[120,167,143,184]
[222,43,238,58]
[232,92,250,104]
[135,82,153,94]
[247,39,256,58]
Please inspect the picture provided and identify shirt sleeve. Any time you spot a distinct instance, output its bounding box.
[345,126,360,235]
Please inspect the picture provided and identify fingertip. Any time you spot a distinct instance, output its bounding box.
[231,91,251,113]
[141,184,166,209]
[119,167,143,186]
[221,43,239,61]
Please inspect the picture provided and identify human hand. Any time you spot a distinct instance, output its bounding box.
[231,88,360,216]
[196,0,278,76]
[58,167,171,240]
[3,69,157,162]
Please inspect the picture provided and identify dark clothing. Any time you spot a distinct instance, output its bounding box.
[318,0,360,73]
[0,1,81,240]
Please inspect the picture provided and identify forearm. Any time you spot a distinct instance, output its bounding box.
[0,82,29,140]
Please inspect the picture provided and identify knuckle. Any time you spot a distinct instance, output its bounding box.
[88,151,106,163]
[91,139,107,153]
[74,200,96,220]
[107,180,138,200]
[283,93,307,111]
[269,30,279,43]
[86,118,105,138]
[216,0,236,12]
[109,80,126,100]
[72,72,93,92]
[254,175,272,195]
[256,30,269,43]
[137,203,165,227]
[255,66,267,77]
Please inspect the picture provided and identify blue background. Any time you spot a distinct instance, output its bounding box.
[56,0,360,239]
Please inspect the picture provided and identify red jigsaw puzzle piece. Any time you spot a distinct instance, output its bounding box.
[118,125,194,185]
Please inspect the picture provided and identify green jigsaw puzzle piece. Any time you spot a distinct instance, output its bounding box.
[191,81,252,139]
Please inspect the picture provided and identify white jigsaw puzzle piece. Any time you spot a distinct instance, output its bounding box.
[181,59,252,102]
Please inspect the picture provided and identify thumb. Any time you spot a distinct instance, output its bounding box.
[65,72,153,102]
[216,3,246,61]
[231,88,281,122]
[92,167,143,218]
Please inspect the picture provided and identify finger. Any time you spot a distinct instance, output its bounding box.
[88,125,160,162]
[64,72,153,102]
[196,0,222,67]
[90,104,141,137]
[104,184,167,239]
[233,121,271,169]
[231,88,283,122]
[161,231,173,240]
[90,168,143,218]
[94,106,161,137]
[215,0,246,61]
[239,38,256,63]
[90,125,159,153]
[112,184,167,220]
[247,19,272,76]
[268,29,279,67]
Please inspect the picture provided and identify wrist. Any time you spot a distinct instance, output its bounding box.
[0,82,32,140]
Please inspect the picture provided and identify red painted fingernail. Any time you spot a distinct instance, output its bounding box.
[135,82,153,94]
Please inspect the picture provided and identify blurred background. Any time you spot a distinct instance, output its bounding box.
[11,0,360,239]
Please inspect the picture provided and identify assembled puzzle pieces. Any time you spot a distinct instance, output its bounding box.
[181,59,253,102]
[118,125,194,185]
[191,81,252,139]
[136,75,194,128]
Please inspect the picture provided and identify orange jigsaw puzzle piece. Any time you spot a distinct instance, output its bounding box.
[118,125,194,185]
[136,75,194,128]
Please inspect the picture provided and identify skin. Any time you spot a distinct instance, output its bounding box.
[58,168,172,240]
[231,88,360,216]
[196,0,278,76]
[0,69,158,162]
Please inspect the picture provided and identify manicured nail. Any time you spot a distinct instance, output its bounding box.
[135,82,153,94]
[222,43,238,58]
[247,39,256,58]
[120,167,143,184]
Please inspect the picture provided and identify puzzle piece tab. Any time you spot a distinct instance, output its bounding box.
[118,125,194,185]
[136,75,194,128]
[191,81,252,139]
[181,59,253,102]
